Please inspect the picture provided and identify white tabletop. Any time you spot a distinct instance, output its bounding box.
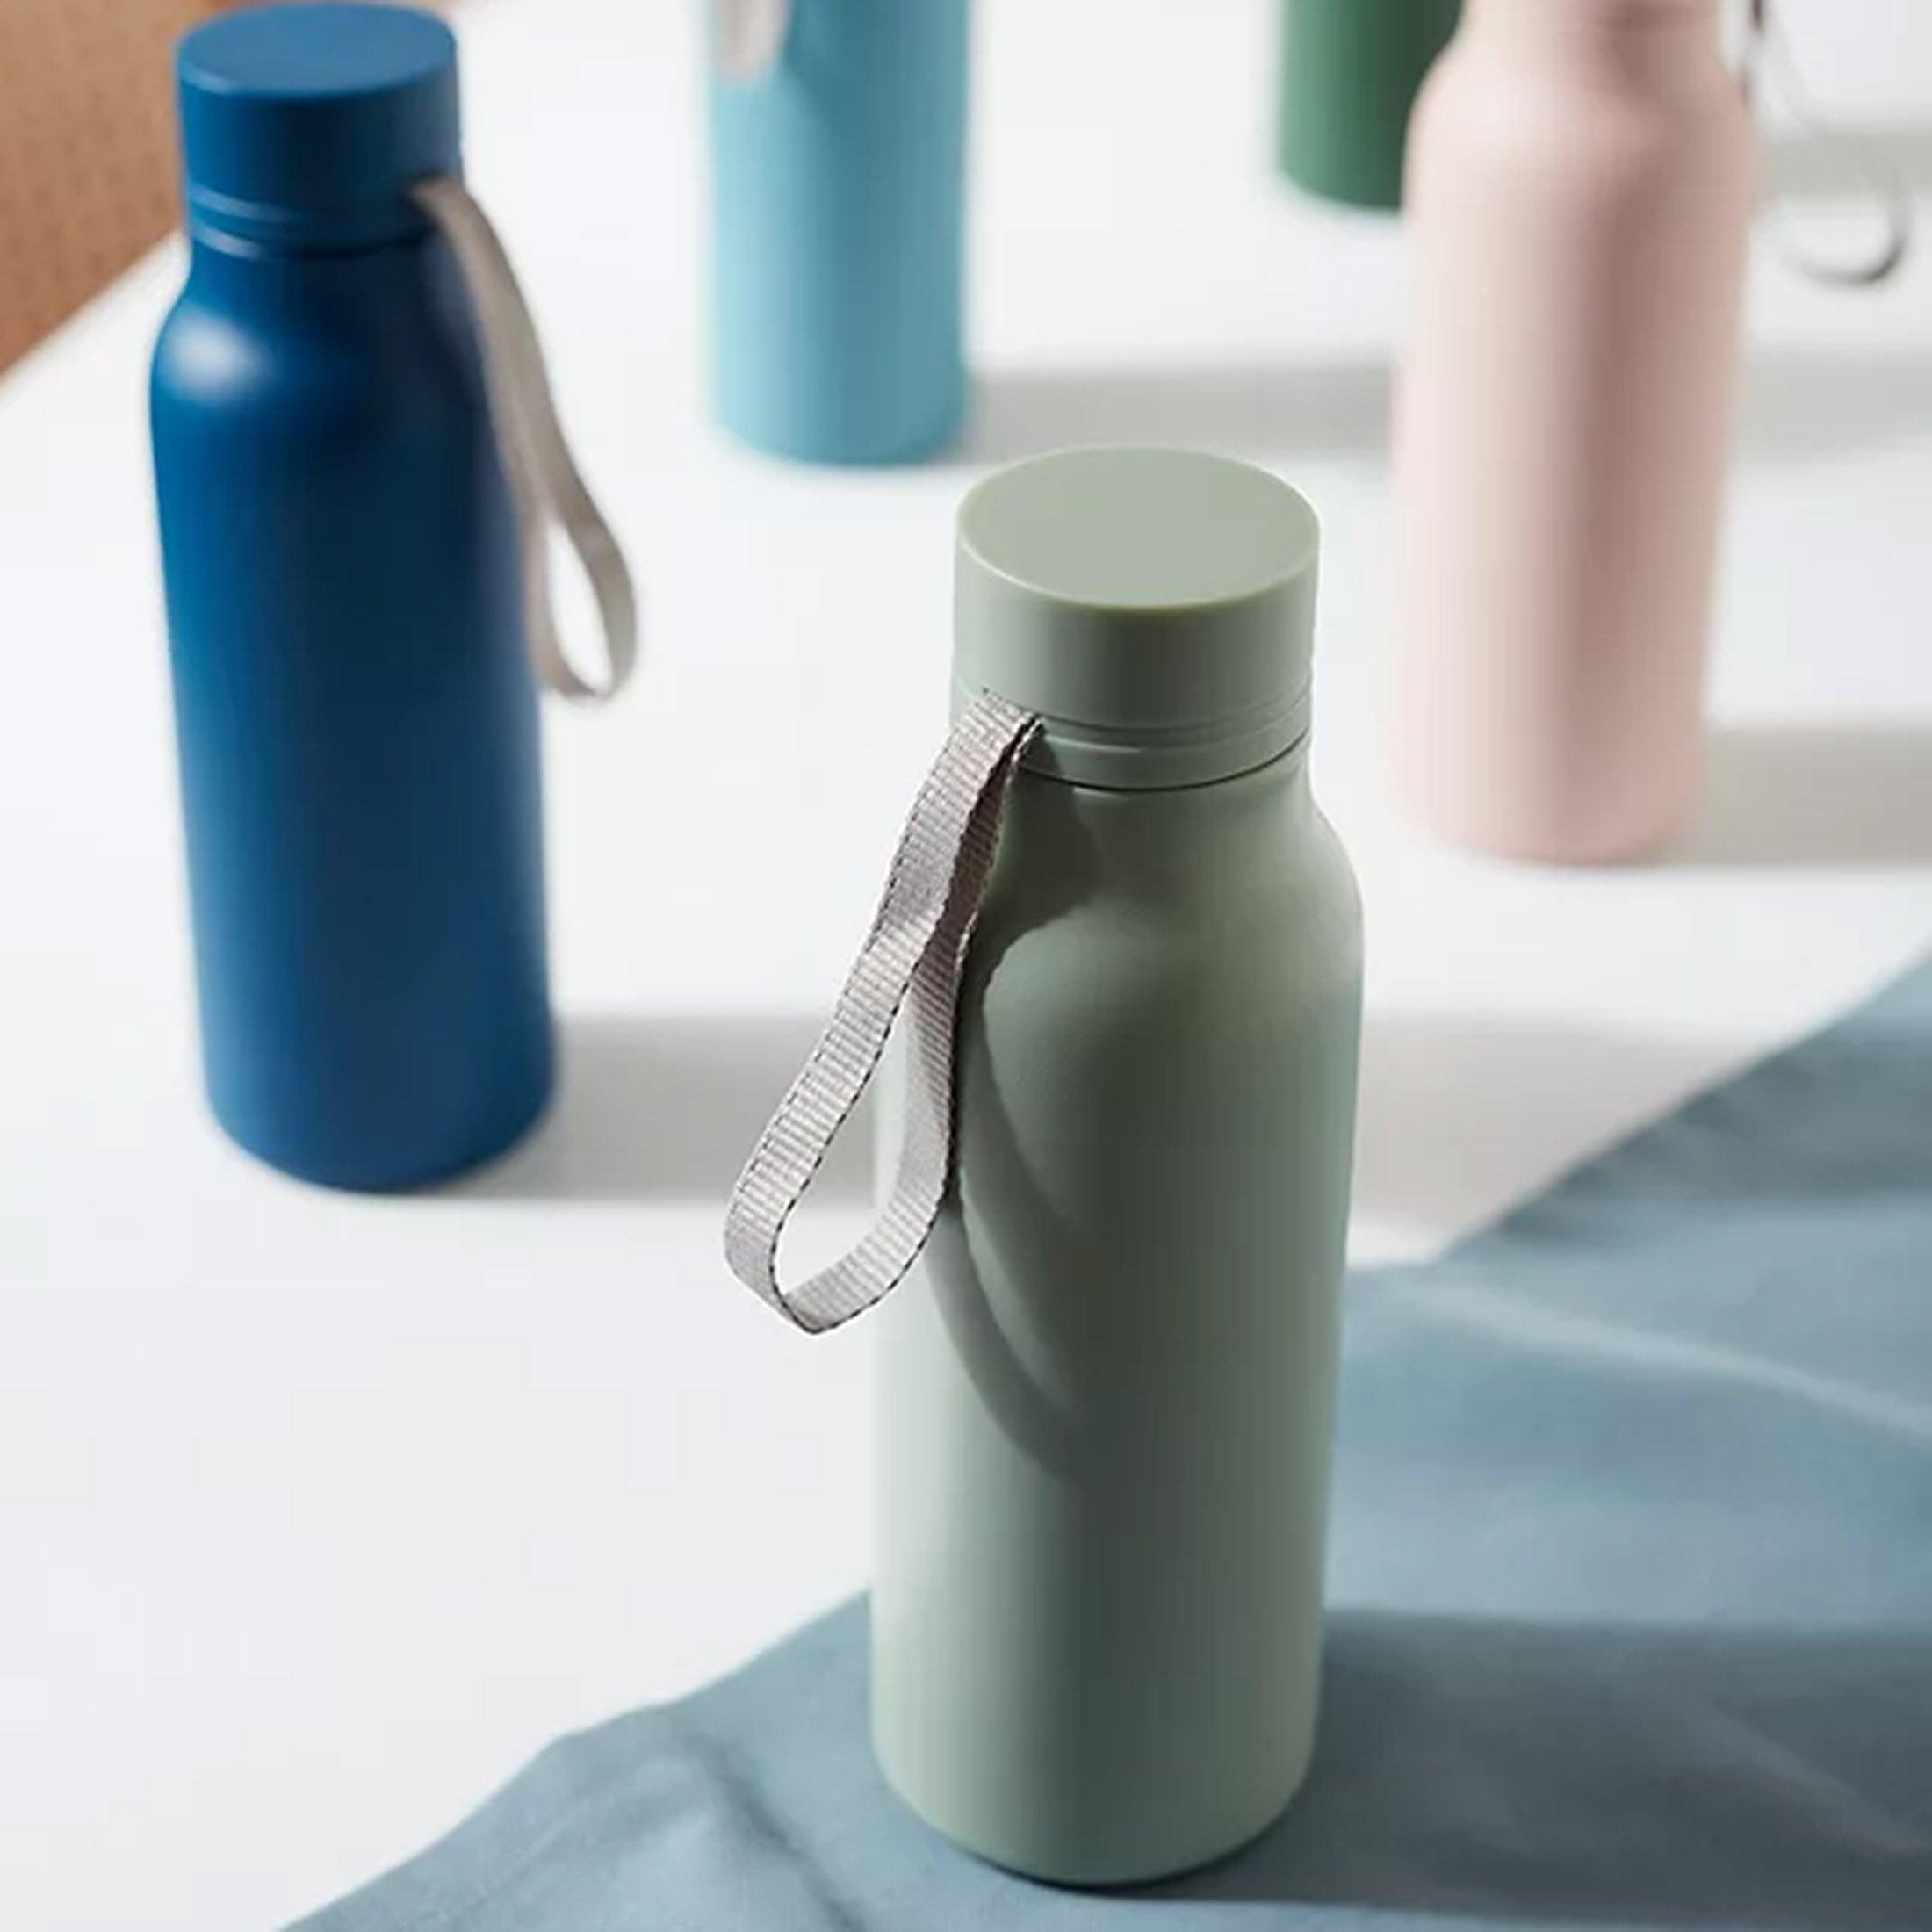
[4,1,1929,1926]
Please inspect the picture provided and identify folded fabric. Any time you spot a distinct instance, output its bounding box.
[299,959,1932,1931]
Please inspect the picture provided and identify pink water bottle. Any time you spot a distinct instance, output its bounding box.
[1392,0,1756,861]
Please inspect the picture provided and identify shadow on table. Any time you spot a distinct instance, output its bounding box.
[453,1013,869,1203]
[1145,1610,1932,1928]
[1768,119,1932,196]
[1674,725,1932,868]
[1736,349,1932,460]
[960,359,1391,465]
[954,345,1932,467]
[1352,1013,1724,1252]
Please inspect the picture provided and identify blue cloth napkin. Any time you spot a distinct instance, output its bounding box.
[299,961,1932,1930]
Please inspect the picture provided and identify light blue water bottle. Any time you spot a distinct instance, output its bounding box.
[707,0,970,463]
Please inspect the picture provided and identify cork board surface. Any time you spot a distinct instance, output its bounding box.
[0,0,221,372]
[0,0,450,376]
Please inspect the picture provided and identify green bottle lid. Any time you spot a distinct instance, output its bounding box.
[955,448,1320,789]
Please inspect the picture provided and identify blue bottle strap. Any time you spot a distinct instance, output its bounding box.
[1742,0,1912,290]
[711,0,794,83]
[412,176,638,704]
[724,694,1041,1334]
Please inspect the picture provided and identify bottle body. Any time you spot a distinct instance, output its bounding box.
[1393,0,1755,861]
[151,229,551,1189]
[708,0,969,464]
[1278,0,1460,211]
[873,747,1363,1884]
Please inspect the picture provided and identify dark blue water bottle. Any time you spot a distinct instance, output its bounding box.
[152,4,633,1190]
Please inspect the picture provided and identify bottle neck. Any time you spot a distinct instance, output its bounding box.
[1463,0,1727,83]
[1000,739,1314,910]
[188,205,436,263]
[183,149,446,261]
[182,218,447,330]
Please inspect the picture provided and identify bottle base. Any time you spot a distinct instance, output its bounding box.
[1278,158,1404,214]
[873,1719,1313,1889]
[715,380,967,468]
[206,1070,553,1194]
[1408,800,1696,869]
[1397,757,1704,868]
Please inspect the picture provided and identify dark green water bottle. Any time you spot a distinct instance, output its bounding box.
[1277,0,1460,211]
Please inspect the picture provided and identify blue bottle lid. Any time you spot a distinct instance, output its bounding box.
[177,3,460,250]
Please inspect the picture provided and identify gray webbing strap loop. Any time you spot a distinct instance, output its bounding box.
[724,694,1041,1334]
[712,0,794,83]
[1743,0,1912,290]
[414,176,638,704]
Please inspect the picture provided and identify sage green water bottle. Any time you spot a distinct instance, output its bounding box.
[879,451,1362,1882]
[1278,0,1460,210]
[724,450,1360,1884]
